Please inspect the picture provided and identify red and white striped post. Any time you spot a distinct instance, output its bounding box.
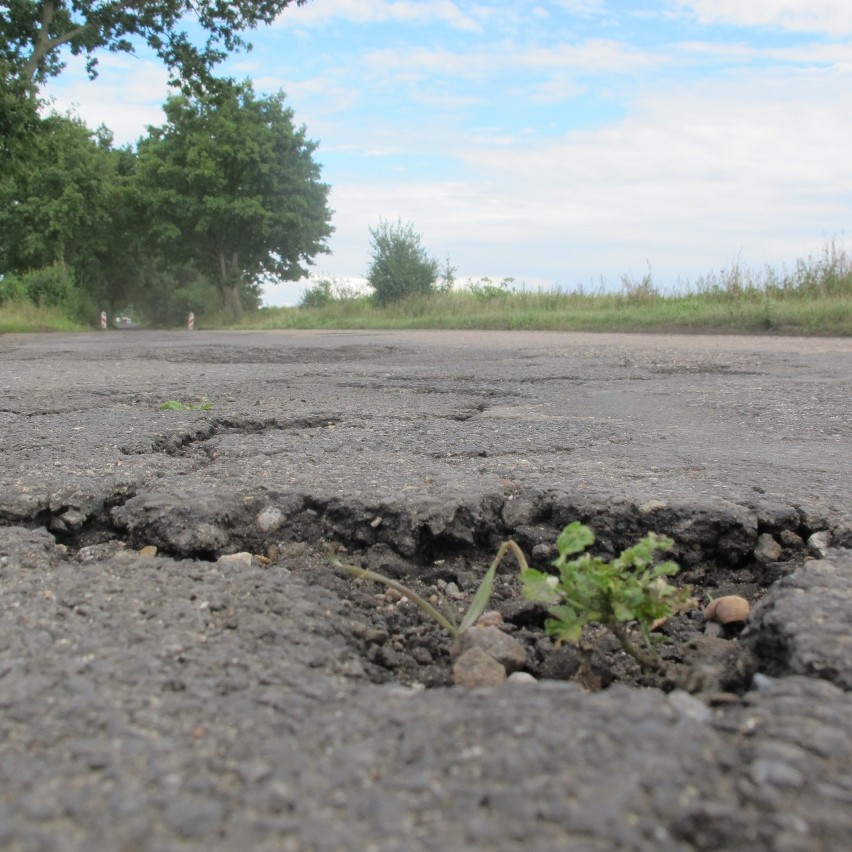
[188,312,195,331]
[100,311,107,330]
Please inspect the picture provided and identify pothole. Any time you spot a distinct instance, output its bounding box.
[8,483,841,701]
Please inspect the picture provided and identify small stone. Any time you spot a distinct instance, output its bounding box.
[506,671,537,684]
[752,673,777,692]
[138,545,157,558]
[445,582,464,600]
[452,647,507,687]
[704,595,750,624]
[363,628,389,645]
[531,543,552,559]
[452,625,526,673]
[779,530,805,549]
[75,541,126,563]
[754,533,782,563]
[256,507,285,533]
[217,552,253,569]
[668,690,712,723]
[807,530,831,558]
[476,610,504,627]
[370,516,383,528]
[60,509,87,530]
[639,499,667,515]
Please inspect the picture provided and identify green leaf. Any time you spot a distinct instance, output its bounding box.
[519,568,560,604]
[545,606,586,645]
[459,559,498,633]
[555,522,595,559]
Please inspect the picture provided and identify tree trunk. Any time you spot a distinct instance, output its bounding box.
[216,250,244,320]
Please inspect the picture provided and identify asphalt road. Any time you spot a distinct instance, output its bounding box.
[1,329,850,850]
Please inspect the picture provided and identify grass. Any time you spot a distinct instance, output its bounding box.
[241,243,852,336]
[3,243,850,335]
[0,299,88,333]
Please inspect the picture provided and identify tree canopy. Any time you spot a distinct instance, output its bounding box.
[133,79,333,318]
[1,0,309,91]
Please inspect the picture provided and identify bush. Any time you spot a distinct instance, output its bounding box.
[367,219,439,306]
[299,278,334,309]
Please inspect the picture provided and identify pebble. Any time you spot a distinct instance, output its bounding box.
[476,610,504,627]
[452,626,526,673]
[668,690,712,723]
[754,533,782,563]
[506,671,537,684]
[217,552,253,569]
[256,507,284,533]
[779,530,805,549]
[807,531,831,558]
[452,647,507,687]
[138,545,157,558]
[445,582,464,600]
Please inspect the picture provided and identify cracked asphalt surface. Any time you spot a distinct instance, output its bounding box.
[1,329,850,850]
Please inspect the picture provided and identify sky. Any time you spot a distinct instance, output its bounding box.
[43,0,852,306]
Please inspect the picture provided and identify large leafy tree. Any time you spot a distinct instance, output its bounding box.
[0,110,124,279]
[1,0,309,92]
[133,80,333,318]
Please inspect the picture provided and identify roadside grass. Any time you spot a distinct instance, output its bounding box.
[242,243,852,336]
[0,299,88,333]
[3,243,850,336]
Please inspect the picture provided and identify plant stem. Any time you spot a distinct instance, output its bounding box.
[329,550,459,637]
[610,623,665,672]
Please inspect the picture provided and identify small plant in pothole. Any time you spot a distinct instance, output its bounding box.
[159,395,213,411]
[328,540,528,639]
[520,522,695,671]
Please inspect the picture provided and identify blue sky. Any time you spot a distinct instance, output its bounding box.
[45,1,852,305]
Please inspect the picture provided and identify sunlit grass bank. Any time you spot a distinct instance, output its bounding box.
[244,244,852,336]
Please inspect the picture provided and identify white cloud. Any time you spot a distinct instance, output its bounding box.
[276,0,487,31]
[363,38,667,80]
[675,0,852,35]
[317,62,852,287]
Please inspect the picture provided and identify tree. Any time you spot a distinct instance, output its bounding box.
[1,0,310,93]
[0,110,128,307]
[367,219,439,306]
[133,80,333,319]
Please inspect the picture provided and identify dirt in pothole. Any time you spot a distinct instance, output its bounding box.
[276,538,799,699]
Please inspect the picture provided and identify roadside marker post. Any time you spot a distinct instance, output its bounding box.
[188,312,195,330]
[100,311,107,330]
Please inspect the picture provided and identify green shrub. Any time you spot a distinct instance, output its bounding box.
[367,219,439,306]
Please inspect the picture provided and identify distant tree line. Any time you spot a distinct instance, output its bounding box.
[1,1,332,325]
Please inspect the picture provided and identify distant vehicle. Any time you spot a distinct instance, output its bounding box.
[113,307,141,329]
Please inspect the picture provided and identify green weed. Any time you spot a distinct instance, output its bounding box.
[159,396,213,411]
[520,522,695,671]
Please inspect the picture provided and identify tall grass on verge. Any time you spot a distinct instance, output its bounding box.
[243,242,851,336]
[0,299,88,333]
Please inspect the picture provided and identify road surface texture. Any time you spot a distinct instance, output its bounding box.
[1,329,850,851]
